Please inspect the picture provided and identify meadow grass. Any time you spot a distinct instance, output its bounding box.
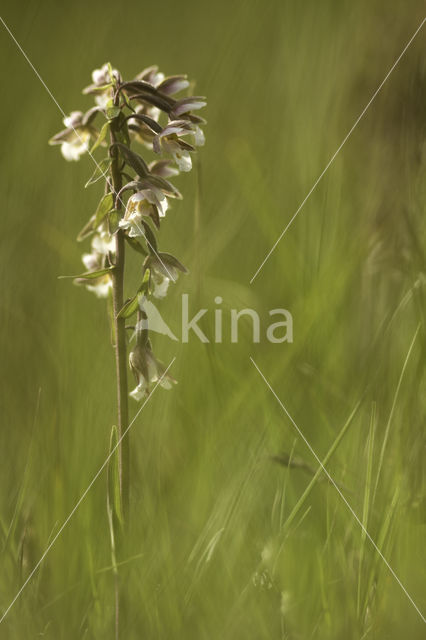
[0,0,425,637]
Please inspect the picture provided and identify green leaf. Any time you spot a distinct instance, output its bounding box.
[108,209,121,235]
[83,82,112,96]
[58,266,115,280]
[142,221,158,253]
[141,267,150,287]
[117,293,141,319]
[106,106,121,120]
[112,142,149,177]
[117,269,150,319]
[116,118,130,146]
[90,121,110,153]
[125,235,148,256]
[95,192,114,226]
[85,157,111,188]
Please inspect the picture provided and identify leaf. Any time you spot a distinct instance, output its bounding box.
[117,293,141,319]
[141,267,150,287]
[115,112,130,146]
[142,221,157,253]
[112,142,149,177]
[95,192,114,226]
[108,209,121,235]
[90,121,110,153]
[83,82,112,95]
[121,89,136,112]
[85,158,111,188]
[117,270,151,319]
[106,106,121,120]
[125,235,148,256]
[58,266,115,280]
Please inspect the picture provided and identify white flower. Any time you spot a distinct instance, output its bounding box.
[118,194,150,237]
[129,341,175,400]
[129,383,146,402]
[49,111,93,162]
[153,120,199,172]
[193,125,205,147]
[86,276,113,298]
[91,232,116,255]
[145,252,187,299]
[166,143,192,172]
[157,137,192,171]
[152,272,170,298]
[119,190,168,237]
[85,63,120,108]
[95,93,111,109]
[150,71,165,86]
[82,233,115,270]
[79,232,115,298]
[63,111,84,128]
[60,131,90,161]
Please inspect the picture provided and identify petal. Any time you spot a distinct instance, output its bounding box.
[61,142,80,161]
[174,150,192,172]
[129,383,146,401]
[152,275,170,299]
[86,276,112,298]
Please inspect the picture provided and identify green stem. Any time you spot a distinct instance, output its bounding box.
[110,122,130,520]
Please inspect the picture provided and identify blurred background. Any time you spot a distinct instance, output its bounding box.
[0,0,425,638]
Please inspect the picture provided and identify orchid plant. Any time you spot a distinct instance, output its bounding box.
[49,63,206,520]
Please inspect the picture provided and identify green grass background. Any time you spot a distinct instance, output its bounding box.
[0,0,425,637]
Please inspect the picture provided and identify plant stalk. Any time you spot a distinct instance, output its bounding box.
[110,122,130,520]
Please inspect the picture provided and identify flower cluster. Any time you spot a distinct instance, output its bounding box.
[50,62,206,401]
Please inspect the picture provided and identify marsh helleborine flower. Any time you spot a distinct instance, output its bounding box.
[49,62,206,400]
[129,338,176,401]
